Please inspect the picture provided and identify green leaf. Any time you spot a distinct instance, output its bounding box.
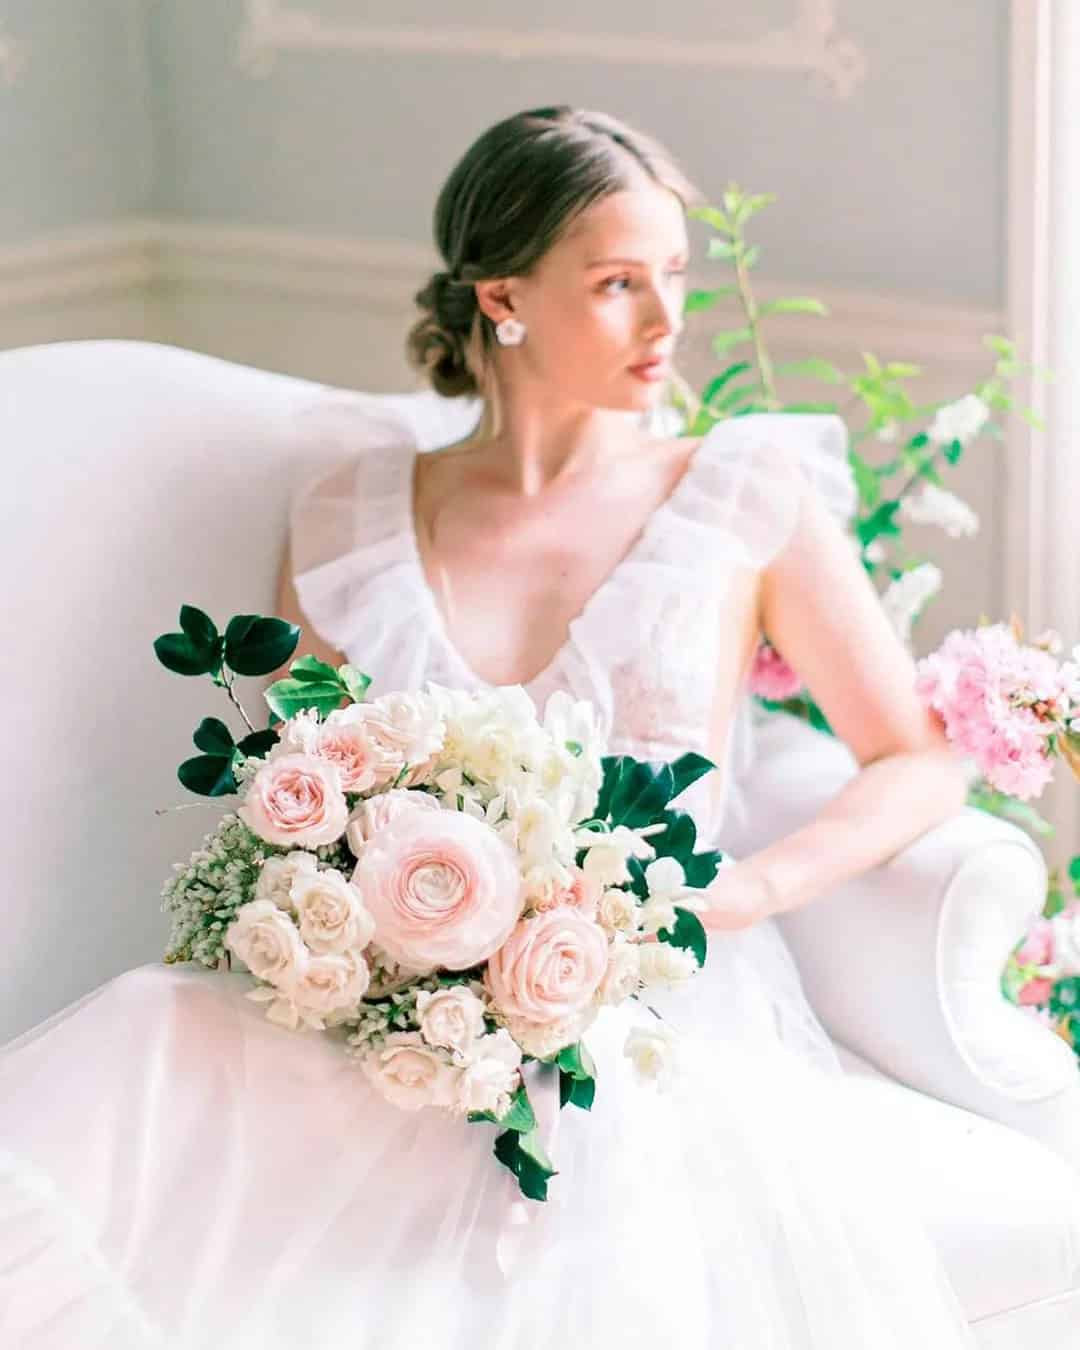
[493,1128,557,1202]
[741,245,761,270]
[1049,977,1080,1017]
[153,631,221,677]
[682,847,725,889]
[289,654,342,684]
[658,905,708,969]
[178,753,238,797]
[706,238,738,261]
[236,727,280,758]
[983,334,1015,358]
[684,286,737,313]
[856,501,901,548]
[559,1071,596,1111]
[943,438,964,466]
[777,400,839,414]
[1020,406,1046,432]
[223,615,301,677]
[1069,857,1080,891]
[603,759,675,827]
[689,205,731,232]
[556,1041,598,1081]
[667,751,716,800]
[192,717,235,756]
[702,362,752,405]
[498,1084,538,1134]
[849,452,881,508]
[757,297,828,318]
[644,808,699,865]
[711,328,753,356]
[338,664,372,702]
[179,605,219,651]
[773,358,846,384]
[264,676,344,721]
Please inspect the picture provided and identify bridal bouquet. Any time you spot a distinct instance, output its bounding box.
[156,606,723,1199]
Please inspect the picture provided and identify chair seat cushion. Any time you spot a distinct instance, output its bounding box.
[832,1041,1080,1324]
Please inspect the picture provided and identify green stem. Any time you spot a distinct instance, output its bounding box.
[732,247,779,410]
[221,667,256,735]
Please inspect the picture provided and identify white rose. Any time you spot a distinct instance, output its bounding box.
[638,942,700,990]
[291,868,375,954]
[928,394,990,447]
[598,940,641,1005]
[292,949,371,1019]
[597,886,641,935]
[345,788,443,857]
[226,900,307,989]
[253,850,320,910]
[355,692,446,789]
[416,985,488,1055]
[624,1022,679,1089]
[502,1005,599,1061]
[577,825,656,887]
[361,1032,459,1111]
[453,1029,523,1117]
[265,707,322,762]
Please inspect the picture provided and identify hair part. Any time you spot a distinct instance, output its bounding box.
[405,106,705,435]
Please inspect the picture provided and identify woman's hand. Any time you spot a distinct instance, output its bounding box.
[696,862,780,934]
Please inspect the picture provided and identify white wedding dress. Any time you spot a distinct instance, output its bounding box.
[0,414,977,1348]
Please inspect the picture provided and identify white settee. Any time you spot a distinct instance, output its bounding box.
[2,338,1079,1347]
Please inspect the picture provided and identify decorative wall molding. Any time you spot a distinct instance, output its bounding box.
[0,22,29,87]
[0,218,1000,365]
[235,0,867,98]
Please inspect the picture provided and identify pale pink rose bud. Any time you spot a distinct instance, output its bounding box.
[345,788,443,858]
[352,809,524,971]
[747,641,803,701]
[485,906,609,1024]
[238,752,348,847]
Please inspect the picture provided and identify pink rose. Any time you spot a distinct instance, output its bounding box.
[1017,976,1055,1006]
[352,808,524,971]
[486,906,609,1024]
[238,753,348,847]
[1016,917,1056,968]
[315,708,397,792]
[345,788,442,858]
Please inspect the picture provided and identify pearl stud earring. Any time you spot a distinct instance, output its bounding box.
[495,317,526,346]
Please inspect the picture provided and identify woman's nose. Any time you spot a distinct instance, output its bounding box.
[643,283,683,338]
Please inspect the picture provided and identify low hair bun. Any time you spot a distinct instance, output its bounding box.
[405,267,480,399]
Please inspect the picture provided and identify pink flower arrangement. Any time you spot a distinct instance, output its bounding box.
[748,640,804,702]
[915,623,1080,800]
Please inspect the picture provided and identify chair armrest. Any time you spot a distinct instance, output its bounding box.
[727,710,1080,1170]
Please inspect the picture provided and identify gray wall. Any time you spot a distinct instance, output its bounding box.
[0,0,154,241]
[146,0,1007,307]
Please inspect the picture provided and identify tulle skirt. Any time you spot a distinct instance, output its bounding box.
[0,915,976,1349]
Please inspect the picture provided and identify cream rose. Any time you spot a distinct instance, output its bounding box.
[453,1029,523,1117]
[352,808,524,970]
[485,906,609,1024]
[597,886,640,935]
[598,939,641,1005]
[638,942,700,990]
[623,1023,679,1089]
[291,867,375,955]
[253,850,320,910]
[502,1005,599,1060]
[360,1032,459,1111]
[345,788,443,858]
[238,752,348,848]
[226,900,307,988]
[292,949,371,1018]
[359,692,446,789]
[416,984,488,1055]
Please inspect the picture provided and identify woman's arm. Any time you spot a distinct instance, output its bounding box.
[701,470,972,931]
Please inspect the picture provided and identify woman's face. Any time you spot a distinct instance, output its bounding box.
[480,178,689,414]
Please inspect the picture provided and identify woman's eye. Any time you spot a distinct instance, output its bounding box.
[601,270,685,295]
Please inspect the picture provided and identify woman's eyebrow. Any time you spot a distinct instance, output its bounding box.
[585,252,689,268]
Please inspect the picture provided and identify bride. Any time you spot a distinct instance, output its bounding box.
[1,106,978,1348]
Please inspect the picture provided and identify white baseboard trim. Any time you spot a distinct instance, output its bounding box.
[0,217,1004,363]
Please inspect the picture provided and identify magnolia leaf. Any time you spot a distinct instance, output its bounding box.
[153,631,221,677]
[179,604,219,650]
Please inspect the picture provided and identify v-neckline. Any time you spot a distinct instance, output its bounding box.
[401,429,711,690]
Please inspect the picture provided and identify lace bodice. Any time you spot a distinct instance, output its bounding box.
[289,411,855,842]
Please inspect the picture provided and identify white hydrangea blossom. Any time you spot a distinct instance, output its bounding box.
[880,563,943,647]
[898,484,979,539]
[927,394,990,446]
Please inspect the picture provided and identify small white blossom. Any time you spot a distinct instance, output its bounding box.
[624,1022,679,1089]
[928,394,990,447]
[898,484,979,539]
[881,563,943,646]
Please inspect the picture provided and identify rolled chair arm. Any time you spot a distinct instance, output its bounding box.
[725,710,1080,1171]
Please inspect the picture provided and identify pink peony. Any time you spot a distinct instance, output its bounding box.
[747,641,803,701]
[485,906,609,1025]
[238,753,348,847]
[352,808,524,971]
[915,624,1069,800]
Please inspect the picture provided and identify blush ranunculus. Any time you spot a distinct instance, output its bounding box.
[352,808,524,971]
[238,752,348,847]
[485,905,609,1024]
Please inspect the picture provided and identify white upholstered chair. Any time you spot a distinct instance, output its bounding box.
[2,338,1078,1347]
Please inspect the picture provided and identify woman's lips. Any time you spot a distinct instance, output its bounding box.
[627,359,668,382]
